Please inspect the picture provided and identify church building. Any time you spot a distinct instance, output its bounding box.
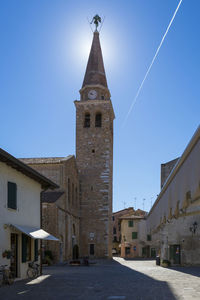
[21,28,115,260]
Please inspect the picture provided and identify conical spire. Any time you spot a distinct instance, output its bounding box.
[82,31,108,88]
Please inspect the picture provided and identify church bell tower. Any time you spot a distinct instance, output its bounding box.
[74,28,115,258]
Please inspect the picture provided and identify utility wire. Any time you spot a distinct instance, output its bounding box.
[122,0,183,127]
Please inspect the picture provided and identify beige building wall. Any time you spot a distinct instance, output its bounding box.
[120,217,144,258]
[147,126,200,265]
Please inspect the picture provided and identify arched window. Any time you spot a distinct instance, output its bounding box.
[84,113,90,128]
[68,178,71,204]
[95,113,102,127]
[73,224,75,235]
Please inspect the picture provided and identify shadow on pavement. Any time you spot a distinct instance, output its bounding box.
[169,265,200,278]
[0,258,178,300]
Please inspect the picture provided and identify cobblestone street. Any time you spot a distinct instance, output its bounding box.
[0,258,200,300]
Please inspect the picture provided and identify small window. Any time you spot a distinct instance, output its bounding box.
[125,247,130,255]
[113,236,117,242]
[113,227,116,234]
[84,113,90,128]
[7,182,17,209]
[147,234,151,241]
[92,149,95,153]
[112,216,115,221]
[95,113,102,127]
[101,95,104,100]
[132,232,138,239]
[128,220,133,227]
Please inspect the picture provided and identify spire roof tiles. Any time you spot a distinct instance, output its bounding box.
[82,31,108,88]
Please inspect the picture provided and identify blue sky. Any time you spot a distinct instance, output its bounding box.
[1,0,199,212]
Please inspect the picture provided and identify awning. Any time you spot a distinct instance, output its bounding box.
[10,224,59,241]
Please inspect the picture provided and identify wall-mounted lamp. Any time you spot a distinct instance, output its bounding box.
[189,221,198,234]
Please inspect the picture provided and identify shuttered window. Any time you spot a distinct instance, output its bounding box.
[128,220,133,227]
[132,232,138,239]
[147,234,151,241]
[7,182,17,209]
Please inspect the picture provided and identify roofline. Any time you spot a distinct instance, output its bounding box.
[20,155,74,165]
[0,148,59,190]
[148,125,200,217]
[112,207,134,215]
[119,216,144,220]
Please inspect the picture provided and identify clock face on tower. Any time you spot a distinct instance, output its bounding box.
[88,90,97,100]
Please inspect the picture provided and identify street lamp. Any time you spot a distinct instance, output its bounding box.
[189,221,198,234]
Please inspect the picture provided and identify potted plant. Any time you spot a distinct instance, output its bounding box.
[161,259,171,268]
[2,250,12,259]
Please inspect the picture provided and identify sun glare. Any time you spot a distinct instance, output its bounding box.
[66,27,118,74]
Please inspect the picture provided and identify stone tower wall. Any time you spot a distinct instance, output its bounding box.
[75,99,114,258]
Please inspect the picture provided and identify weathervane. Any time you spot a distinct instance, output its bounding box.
[90,14,101,32]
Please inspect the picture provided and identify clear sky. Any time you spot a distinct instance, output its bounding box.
[1,0,199,212]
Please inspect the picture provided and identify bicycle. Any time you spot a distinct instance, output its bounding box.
[0,265,14,286]
[27,261,40,279]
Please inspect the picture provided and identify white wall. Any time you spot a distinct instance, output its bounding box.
[0,161,42,278]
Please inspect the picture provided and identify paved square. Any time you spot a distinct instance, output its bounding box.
[0,258,200,299]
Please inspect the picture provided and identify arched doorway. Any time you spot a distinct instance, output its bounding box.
[73,244,79,259]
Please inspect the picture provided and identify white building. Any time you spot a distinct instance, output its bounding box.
[0,148,59,279]
[146,126,200,265]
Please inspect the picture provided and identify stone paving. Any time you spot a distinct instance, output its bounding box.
[0,258,200,299]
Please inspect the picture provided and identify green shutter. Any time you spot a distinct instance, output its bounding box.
[128,220,133,227]
[147,234,151,241]
[34,239,38,261]
[8,182,17,209]
[132,232,138,239]
[22,234,27,263]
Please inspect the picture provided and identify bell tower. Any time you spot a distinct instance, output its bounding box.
[74,29,115,258]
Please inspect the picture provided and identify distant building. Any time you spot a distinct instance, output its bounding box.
[112,208,135,254]
[0,148,58,280]
[120,214,145,258]
[112,207,146,255]
[160,158,179,189]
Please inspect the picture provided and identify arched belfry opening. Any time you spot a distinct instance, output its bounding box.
[84,113,90,128]
[95,113,102,127]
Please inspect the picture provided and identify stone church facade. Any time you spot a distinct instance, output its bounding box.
[21,30,114,261]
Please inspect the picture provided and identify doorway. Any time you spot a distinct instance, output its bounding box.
[170,244,181,265]
[10,233,18,277]
[73,245,79,259]
[89,244,94,256]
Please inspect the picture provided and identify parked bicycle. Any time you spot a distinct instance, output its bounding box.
[27,261,40,279]
[0,265,14,286]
